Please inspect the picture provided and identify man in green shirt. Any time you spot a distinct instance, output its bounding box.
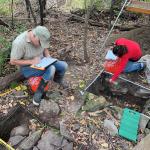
[10,26,68,106]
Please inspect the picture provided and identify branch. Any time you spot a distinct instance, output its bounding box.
[0,19,9,27]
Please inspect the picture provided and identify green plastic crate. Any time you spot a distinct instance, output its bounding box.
[119,108,140,142]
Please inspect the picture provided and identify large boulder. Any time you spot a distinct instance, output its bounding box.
[39,100,60,116]
[133,133,150,150]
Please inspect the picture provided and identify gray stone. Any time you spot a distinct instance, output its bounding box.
[72,123,80,131]
[144,128,150,136]
[46,91,62,102]
[143,99,150,115]
[38,143,54,150]
[62,139,73,150]
[60,120,75,141]
[134,88,150,98]
[104,119,118,136]
[139,114,150,132]
[39,113,60,129]
[133,133,150,150]
[67,99,84,114]
[10,125,29,137]
[39,100,60,116]
[8,135,25,147]
[67,91,85,114]
[137,89,150,95]
[33,146,39,150]
[148,121,150,129]
[18,129,43,150]
[110,106,123,120]
[82,95,107,112]
[37,130,62,150]
[12,90,28,99]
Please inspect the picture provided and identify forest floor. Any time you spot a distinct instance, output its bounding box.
[0,1,150,150]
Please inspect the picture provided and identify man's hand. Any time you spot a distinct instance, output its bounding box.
[31,57,40,65]
[44,48,50,57]
[10,58,40,66]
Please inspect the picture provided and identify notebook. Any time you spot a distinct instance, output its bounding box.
[31,57,57,70]
[105,50,117,60]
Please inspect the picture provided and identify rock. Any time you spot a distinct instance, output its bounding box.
[33,146,39,150]
[143,99,150,116]
[110,106,123,119]
[134,88,150,99]
[10,125,29,137]
[62,139,73,150]
[39,100,60,116]
[72,123,80,131]
[12,90,28,99]
[137,89,150,95]
[67,91,85,114]
[39,113,60,129]
[147,121,150,129]
[132,133,150,150]
[37,130,62,150]
[18,129,43,150]
[144,128,150,136]
[60,120,75,141]
[139,114,150,132]
[82,95,107,112]
[88,93,95,100]
[104,119,118,136]
[8,135,25,147]
[46,91,62,102]
[67,99,84,114]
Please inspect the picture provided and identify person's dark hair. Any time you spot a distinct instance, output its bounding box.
[112,45,128,57]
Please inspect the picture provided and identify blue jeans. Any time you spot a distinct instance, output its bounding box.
[124,61,144,73]
[21,60,68,83]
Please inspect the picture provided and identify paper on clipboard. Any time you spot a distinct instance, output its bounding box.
[31,57,57,70]
[105,50,117,60]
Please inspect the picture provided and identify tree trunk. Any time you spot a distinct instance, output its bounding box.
[38,0,47,25]
[24,0,37,25]
[11,0,14,28]
[109,0,115,29]
[83,0,91,62]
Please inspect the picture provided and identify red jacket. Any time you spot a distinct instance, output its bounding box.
[111,38,142,81]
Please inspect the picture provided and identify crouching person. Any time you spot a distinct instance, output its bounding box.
[109,38,145,84]
[10,26,68,106]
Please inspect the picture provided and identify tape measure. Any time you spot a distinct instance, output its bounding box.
[0,85,27,97]
[0,138,15,150]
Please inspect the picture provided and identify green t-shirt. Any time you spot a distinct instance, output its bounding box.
[11,31,44,60]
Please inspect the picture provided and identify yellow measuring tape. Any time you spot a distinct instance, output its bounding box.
[0,85,27,97]
[0,138,15,150]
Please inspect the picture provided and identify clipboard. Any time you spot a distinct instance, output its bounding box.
[30,57,57,70]
[105,50,117,60]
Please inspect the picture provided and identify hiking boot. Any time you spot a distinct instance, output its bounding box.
[140,62,146,71]
[33,78,48,106]
[33,92,43,106]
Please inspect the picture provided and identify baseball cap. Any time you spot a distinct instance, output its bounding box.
[32,26,50,48]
